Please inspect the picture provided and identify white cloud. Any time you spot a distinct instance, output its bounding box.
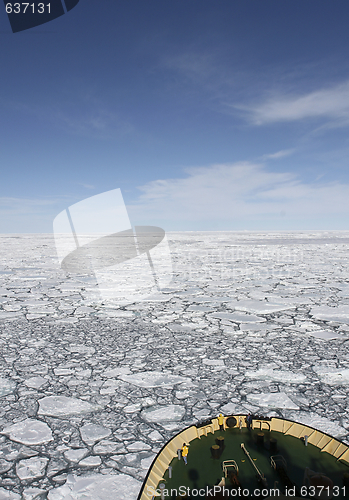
[235,81,349,126]
[128,162,349,228]
[0,197,60,214]
[260,149,295,160]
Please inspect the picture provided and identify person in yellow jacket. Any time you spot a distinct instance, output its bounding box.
[218,413,225,431]
[181,443,189,465]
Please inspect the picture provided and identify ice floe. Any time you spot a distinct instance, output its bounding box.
[118,371,188,388]
[245,368,307,384]
[141,405,185,423]
[16,457,48,481]
[306,329,344,340]
[47,473,141,500]
[1,419,53,446]
[210,312,266,323]
[310,305,349,323]
[38,396,99,417]
[246,392,299,410]
[24,376,47,389]
[229,300,296,314]
[313,366,349,385]
[0,489,20,500]
[80,424,111,445]
[0,378,16,397]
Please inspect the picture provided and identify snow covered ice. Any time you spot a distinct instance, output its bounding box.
[0,231,349,498]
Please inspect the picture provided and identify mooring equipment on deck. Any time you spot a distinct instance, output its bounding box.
[271,455,300,493]
[223,460,239,478]
[241,443,268,487]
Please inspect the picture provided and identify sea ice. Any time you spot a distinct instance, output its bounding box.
[22,488,47,500]
[1,419,53,446]
[310,305,349,323]
[38,396,99,417]
[80,424,111,446]
[245,368,307,384]
[0,378,16,397]
[47,473,141,500]
[102,366,131,377]
[0,489,20,500]
[147,430,163,441]
[141,455,155,470]
[229,300,295,314]
[306,330,343,340]
[16,457,48,481]
[93,440,126,454]
[313,366,349,385]
[79,456,101,467]
[0,459,12,473]
[24,376,47,389]
[210,312,266,323]
[64,449,89,463]
[67,345,96,356]
[127,441,151,451]
[202,359,225,367]
[287,411,346,438]
[246,392,299,410]
[141,405,185,423]
[119,371,188,388]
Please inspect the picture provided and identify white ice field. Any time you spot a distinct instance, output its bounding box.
[0,231,349,499]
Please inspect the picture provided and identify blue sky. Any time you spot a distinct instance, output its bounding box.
[1,0,349,232]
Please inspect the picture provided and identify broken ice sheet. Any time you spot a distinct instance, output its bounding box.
[287,411,347,439]
[210,311,266,323]
[2,232,349,498]
[16,457,48,481]
[24,376,47,390]
[22,488,47,500]
[118,371,189,388]
[229,299,296,314]
[246,392,299,410]
[0,488,21,499]
[0,378,16,397]
[245,368,307,384]
[310,305,349,323]
[1,419,53,446]
[47,473,141,500]
[313,366,349,385]
[141,404,185,423]
[38,396,100,417]
[306,329,343,340]
[64,448,89,463]
[80,424,111,446]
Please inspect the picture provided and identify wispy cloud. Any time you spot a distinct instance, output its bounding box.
[128,162,349,228]
[0,196,71,232]
[260,149,295,160]
[236,81,349,126]
[0,197,62,214]
[5,90,134,141]
[52,105,134,140]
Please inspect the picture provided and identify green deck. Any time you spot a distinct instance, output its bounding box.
[159,427,349,498]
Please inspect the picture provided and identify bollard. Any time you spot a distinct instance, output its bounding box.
[159,483,166,500]
[177,449,181,460]
[304,435,308,447]
[168,466,172,478]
